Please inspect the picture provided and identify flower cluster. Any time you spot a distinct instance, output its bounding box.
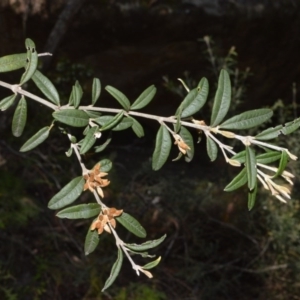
[83,163,110,198]
[91,207,123,234]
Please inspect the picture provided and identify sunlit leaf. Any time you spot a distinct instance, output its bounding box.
[102,247,123,292]
[53,109,90,127]
[20,126,50,152]
[224,167,247,192]
[84,224,100,255]
[99,159,112,172]
[246,146,256,191]
[12,96,27,137]
[48,176,85,210]
[0,94,17,111]
[92,78,101,105]
[273,150,289,178]
[32,70,60,105]
[0,53,26,72]
[248,182,257,211]
[129,117,144,138]
[56,203,101,219]
[210,69,231,127]
[125,234,166,251]
[255,125,283,140]
[116,212,147,238]
[220,109,273,130]
[176,77,209,118]
[142,256,161,270]
[80,126,99,154]
[179,126,194,162]
[152,124,172,170]
[131,85,157,110]
[105,86,130,110]
[206,135,218,161]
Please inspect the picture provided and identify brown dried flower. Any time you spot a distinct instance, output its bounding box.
[91,207,123,234]
[173,134,190,155]
[83,163,110,197]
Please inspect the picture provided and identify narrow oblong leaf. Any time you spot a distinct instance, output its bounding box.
[248,182,257,211]
[129,117,144,138]
[73,81,83,108]
[210,69,231,127]
[246,146,257,191]
[80,126,99,154]
[99,159,112,172]
[56,203,101,219]
[273,150,289,178]
[102,248,123,292]
[232,150,246,163]
[20,38,38,85]
[224,167,247,192]
[179,126,194,162]
[282,118,300,135]
[152,124,172,171]
[0,53,26,72]
[206,135,218,161]
[256,151,282,164]
[12,96,27,137]
[0,94,17,111]
[176,77,209,118]
[131,85,157,110]
[100,111,124,131]
[116,212,147,238]
[111,117,133,131]
[84,224,100,255]
[220,109,273,130]
[32,70,60,105]
[53,109,90,127]
[255,125,283,140]
[92,78,101,105]
[142,256,161,270]
[105,86,130,110]
[48,176,85,210]
[20,126,50,152]
[95,137,112,153]
[126,234,166,251]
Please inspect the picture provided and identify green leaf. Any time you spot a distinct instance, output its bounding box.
[126,234,166,251]
[210,69,231,127]
[56,203,101,219]
[206,135,218,161]
[84,224,100,255]
[95,136,112,153]
[80,126,99,154]
[282,118,300,135]
[152,124,172,171]
[20,126,50,152]
[142,256,161,270]
[248,182,257,211]
[92,78,101,105]
[73,81,83,109]
[131,85,157,110]
[112,117,133,131]
[32,70,60,105]
[129,117,144,138]
[99,159,112,172]
[65,146,73,157]
[273,150,289,178]
[86,111,101,118]
[179,126,194,162]
[0,53,26,72]
[256,151,282,164]
[176,77,209,118]
[220,109,273,130]
[102,247,123,292]
[224,167,247,191]
[255,125,283,140]
[53,109,90,127]
[246,146,257,191]
[105,86,130,110]
[20,38,38,85]
[99,112,124,131]
[0,95,17,111]
[232,150,246,163]
[12,96,27,137]
[48,176,85,210]
[116,212,147,238]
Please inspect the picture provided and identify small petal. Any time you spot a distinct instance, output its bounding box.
[97,186,104,198]
[139,268,153,278]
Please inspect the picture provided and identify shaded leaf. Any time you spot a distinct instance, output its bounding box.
[246,146,256,191]
[102,248,123,292]
[80,126,99,154]
[32,70,60,105]
[152,124,172,170]
[210,69,231,127]
[56,203,101,219]
[0,53,26,72]
[0,95,17,111]
[92,78,101,105]
[116,212,146,238]
[105,86,130,110]
[12,96,27,137]
[48,176,85,210]
[206,135,218,161]
[126,234,166,251]
[224,167,247,191]
[129,117,144,138]
[84,224,100,255]
[220,109,273,130]
[20,126,50,152]
[131,85,156,110]
[53,109,90,127]
[255,125,283,140]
